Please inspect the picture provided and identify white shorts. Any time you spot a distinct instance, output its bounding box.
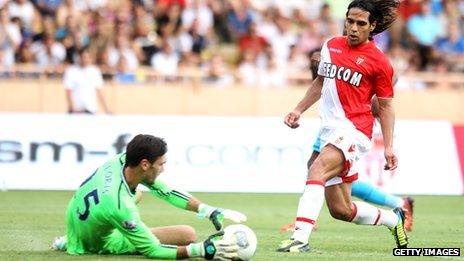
[319,127,372,187]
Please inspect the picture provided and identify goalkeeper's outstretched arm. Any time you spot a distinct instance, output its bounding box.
[144,180,247,230]
[145,179,193,210]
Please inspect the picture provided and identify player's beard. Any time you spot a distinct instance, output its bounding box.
[143,174,156,186]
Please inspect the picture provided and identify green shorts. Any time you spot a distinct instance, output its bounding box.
[101,229,137,255]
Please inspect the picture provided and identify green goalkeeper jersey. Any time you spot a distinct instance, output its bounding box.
[66,153,192,258]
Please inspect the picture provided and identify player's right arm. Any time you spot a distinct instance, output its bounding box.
[284,43,327,129]
[284,75,324,129]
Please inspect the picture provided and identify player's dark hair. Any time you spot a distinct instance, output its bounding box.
[125,134,167,167]
[346,0,399,36]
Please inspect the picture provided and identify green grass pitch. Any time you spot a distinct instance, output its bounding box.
[0,191,463,260]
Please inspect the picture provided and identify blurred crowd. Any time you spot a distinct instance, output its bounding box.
[0,0,463,88]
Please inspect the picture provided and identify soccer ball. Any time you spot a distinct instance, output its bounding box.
[223,224,257,261]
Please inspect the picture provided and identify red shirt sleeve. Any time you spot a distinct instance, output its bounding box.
[374,59,394,98]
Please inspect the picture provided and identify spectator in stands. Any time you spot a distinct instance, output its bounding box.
[108,34,139,72]
[31,15,56,42]
[286,44,308,85]
[436,22,464,71]
[55,15,87,43]
[1,0,463,84]
[56,15,90,64]
[237,49,259,86]
[209,0,232,43]
[271,15,297,68]
[35,0,62,18]
[133,2,155,28]
[324,0,352,21]
[133,19,158,66]
[289,8,309,31]
[203,53,234,86]
[73,0,107,12]
[227,1,253,40]
[189,19,207,56]
[156,3,183,36]
[181,0,213,37]
[88,14,113,70]
[171,26,193,59]
[437,22,464,54]
[56,0,80,28]
[7,0,38,35]
[237,22,267,58]
[156,0,186,11]
[317,3,340,40]
[115,55,137,84]
[32,32,66,74]
[150,39,179,81]
[0,7,21,69]
[298,20,322,54]
[259,54,286,88]
[63,47,110,114]
[389,44,411,75]
[407,0,441,70]
[255,7,279,43]
[437,0,461,38]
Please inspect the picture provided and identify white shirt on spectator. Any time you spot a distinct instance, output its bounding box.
[74,0,107,11]
[0,22,21,68]
[256,19,279,42]
[150,52,179,77]
[108,47,139,72]
[259,67,286,88]
[271,31,297,67]
[63,65,104,113]
[238,62,259,86]
[0,0,8,9]
[171,32,193,54]
[31,41,66,67]
[182,4,213,35]
[8,1,35,31]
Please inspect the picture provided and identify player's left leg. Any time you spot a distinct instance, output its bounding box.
[352,181,414,231]
[277,144,346,252]
[150,225,197,246]
[279,150,320,233]
[325,182,408,248]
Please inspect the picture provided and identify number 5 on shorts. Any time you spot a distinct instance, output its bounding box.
[78,189,99,221]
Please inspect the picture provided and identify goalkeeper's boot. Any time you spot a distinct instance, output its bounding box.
[390,207,408,248]
[50,236,67,251]
[276,239,310,252]
[402,197,414,232]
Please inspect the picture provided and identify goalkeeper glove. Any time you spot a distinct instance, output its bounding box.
[186,231,239,260]
[197,203,247,231]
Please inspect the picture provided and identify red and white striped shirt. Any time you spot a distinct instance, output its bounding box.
[317,36,394,139]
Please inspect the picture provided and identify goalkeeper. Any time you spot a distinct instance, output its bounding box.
[51,134,246,260]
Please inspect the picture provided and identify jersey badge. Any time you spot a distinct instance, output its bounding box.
[348,144,355,152]
[356,56,365,65]
[122,220,137,231]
